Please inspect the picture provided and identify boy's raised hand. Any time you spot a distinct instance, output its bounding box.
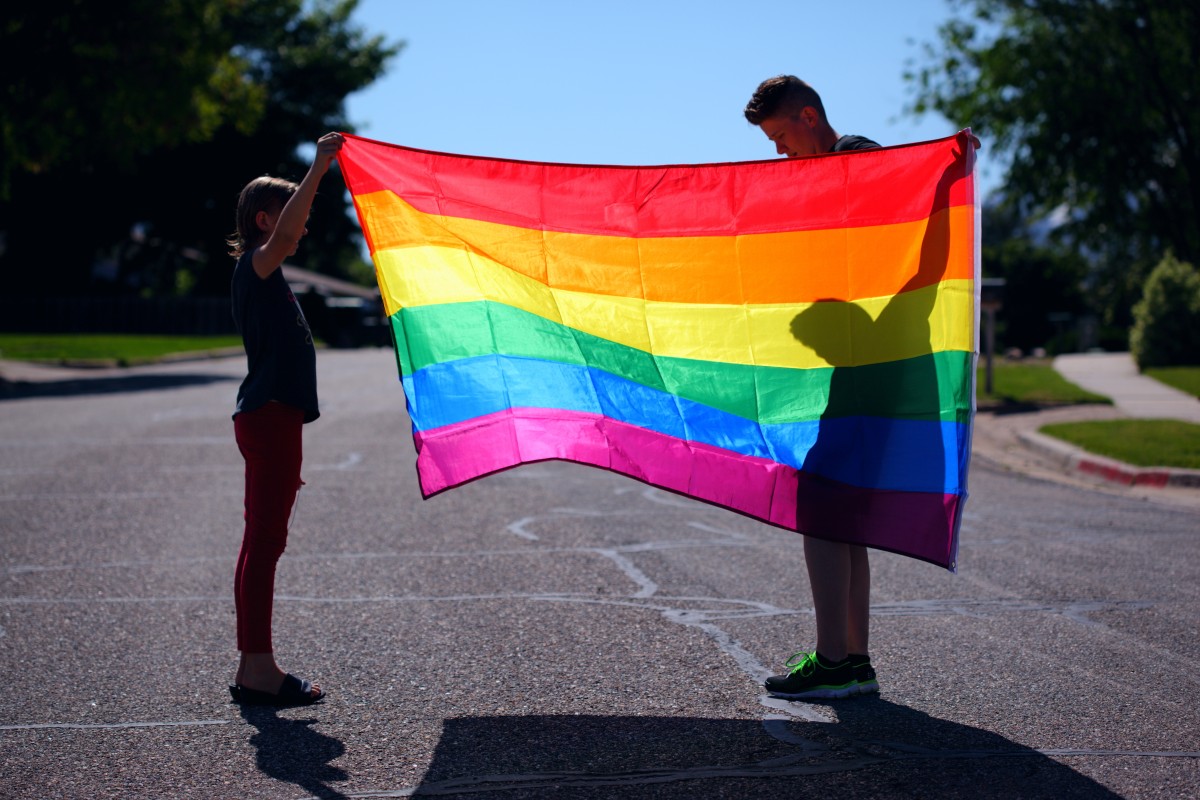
[314,132,345,172]
[251,132,346,278]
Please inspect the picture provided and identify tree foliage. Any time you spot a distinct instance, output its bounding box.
[1,0,264,193]
[908,0,1199,328]
[980,201,1088,353]
[0,0,401,296]
[1130,254,1200,368]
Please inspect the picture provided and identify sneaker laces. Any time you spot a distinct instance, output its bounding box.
[783,651,820,677]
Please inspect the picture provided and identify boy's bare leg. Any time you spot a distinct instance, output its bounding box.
[803,537,872,662]
[847,544,871,656]
[804,535,850,662]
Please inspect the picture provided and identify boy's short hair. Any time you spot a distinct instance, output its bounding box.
[744,75,826,125]
[227,176,298,258]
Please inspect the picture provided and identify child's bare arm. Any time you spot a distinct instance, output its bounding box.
[252,132,344,278]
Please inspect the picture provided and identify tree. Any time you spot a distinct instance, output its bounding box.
[1130,253,1200,368]
[980,198,1088,354]
[0,0,401,297]
[907,0,1199,332]
[0,0,264,197]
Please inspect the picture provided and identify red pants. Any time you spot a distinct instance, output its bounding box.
[234,402,304,653]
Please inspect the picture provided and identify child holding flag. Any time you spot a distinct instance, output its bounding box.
[225,132,343,706]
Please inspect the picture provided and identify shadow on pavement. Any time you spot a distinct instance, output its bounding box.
[239,705,350,800]
[413,700,1119,798]
[0,372,235,400]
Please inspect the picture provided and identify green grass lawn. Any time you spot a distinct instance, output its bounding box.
[1144,366,1200,399]
[977,359,1111,408]
[0,333,242,366]
[978,359,1200,468]
[1040,419,1200,469]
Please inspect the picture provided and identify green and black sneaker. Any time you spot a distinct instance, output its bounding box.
[764,651,857,699]
[849,654,879,695]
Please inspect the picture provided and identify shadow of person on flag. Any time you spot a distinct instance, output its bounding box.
[788,146,969,568]
[789,296,947,551]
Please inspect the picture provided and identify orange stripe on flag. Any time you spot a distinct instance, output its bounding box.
[352,192,973,304]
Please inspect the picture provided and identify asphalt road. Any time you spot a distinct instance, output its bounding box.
[1,348,1197,799]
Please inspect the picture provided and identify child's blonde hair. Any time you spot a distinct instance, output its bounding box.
[227,176,299,258]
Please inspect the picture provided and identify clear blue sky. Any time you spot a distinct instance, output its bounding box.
[344,0,1000,196]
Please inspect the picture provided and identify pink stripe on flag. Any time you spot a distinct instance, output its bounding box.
[413,408,961,568]
[795,473,962,569]
[413,408,798,526]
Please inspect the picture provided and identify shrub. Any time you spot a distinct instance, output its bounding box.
[1130,254,1200,369]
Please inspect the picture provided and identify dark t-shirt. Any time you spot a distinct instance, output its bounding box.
[231,251,320,422]
[831,134,881,152]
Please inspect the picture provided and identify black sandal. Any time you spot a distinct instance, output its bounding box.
[230,673,325,706]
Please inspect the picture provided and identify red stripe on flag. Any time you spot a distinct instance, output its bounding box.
[339,132,976,238]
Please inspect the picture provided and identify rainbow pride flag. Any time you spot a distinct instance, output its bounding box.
[338,131,979,570]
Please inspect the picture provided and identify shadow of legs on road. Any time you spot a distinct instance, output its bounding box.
[239,705,349,800]
[411,705,1120,798]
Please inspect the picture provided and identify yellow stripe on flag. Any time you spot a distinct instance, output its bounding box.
[375,244,973,369]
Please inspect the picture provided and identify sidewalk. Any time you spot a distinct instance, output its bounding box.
[1054,351,1200,423]
[972,352,1200,503]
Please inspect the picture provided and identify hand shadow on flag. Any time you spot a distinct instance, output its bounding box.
[410,709,1120,797]
[239,705,350,799]
[788,151,966,556]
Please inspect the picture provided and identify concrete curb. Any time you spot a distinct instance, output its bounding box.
[18,347,245,370]
[1018,429,1200,489]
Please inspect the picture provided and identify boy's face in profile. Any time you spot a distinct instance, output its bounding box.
[759,108,822,158]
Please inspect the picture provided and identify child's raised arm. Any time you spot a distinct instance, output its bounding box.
[252,132,344,279]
